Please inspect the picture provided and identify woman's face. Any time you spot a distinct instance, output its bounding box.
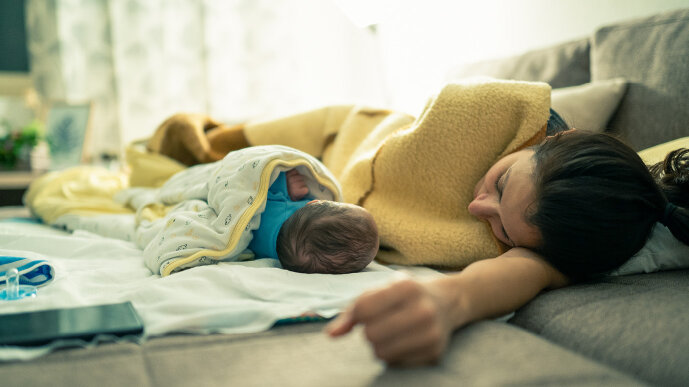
[468,149,542,249]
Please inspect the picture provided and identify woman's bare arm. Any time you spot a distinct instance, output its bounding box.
[326,248,568,366]
[440,247,568,327]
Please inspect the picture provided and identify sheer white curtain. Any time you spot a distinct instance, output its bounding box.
[26,0,385,158]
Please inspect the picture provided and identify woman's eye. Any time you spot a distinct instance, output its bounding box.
[502,227,512,245]
[494,173,504,196]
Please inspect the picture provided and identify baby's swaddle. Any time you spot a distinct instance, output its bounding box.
[135,145,342,276]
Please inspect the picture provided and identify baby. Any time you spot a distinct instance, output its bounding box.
[248,169,379,274]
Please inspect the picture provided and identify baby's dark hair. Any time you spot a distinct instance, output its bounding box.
[276,201,379,274]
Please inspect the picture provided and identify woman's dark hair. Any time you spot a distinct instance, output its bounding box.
[528,130,689,280]
[546,108,569,136]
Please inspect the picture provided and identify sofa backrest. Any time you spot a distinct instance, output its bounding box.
[593,8,689,150]
[446,38,590,89]
[447,8,689,151]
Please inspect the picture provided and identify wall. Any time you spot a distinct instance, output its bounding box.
[5,0,689,138]
[376,0,689,113]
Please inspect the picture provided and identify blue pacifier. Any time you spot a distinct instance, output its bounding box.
[0,267,37,301]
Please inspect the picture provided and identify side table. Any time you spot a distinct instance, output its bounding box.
[0,170,43,206]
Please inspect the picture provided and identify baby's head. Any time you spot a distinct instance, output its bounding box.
[276,200,379,274]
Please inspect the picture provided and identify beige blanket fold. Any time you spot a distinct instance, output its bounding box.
[246,79,551,268]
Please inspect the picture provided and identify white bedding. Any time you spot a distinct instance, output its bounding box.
[0,219,438,360]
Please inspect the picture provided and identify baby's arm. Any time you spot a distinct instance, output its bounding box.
[326,248,568,366]
[285,169,309,201]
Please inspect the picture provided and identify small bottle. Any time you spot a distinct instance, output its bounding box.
[0,267,37,301]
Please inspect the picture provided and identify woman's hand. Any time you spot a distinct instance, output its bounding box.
[324,251,569,367]
[325,278,459,367]
[286,169,309,201]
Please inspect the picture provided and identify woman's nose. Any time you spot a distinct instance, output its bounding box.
[468,193,498,219]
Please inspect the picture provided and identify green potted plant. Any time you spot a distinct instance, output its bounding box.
[0,119,43,171]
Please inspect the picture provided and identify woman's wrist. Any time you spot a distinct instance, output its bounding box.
[425,274,477,330]
[429,254,565,331]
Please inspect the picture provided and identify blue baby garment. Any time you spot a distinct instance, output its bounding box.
[248,172,311,259]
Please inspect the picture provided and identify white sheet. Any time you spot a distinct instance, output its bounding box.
[609,223,689,276]
[0,220,434,360]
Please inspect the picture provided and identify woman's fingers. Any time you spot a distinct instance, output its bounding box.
[326,279,452,365]
[366,291,450,364]
[353,280,418,320]
[325,308,356,337]
[325,279,418,336]
[372,318,448,364]
[360,290,426,344]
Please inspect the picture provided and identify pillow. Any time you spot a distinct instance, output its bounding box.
[609,137,689,276]
[551,78,627,132]
[611,223,689,276]
[637,136,689,165]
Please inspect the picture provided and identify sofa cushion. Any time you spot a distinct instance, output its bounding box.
[592,8,689,150]
[510,269,689,386]
[0,320,642,386]
[446,38,590,88]
[551,78,627,132]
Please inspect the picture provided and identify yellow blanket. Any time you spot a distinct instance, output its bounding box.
[244,79,550,267]
[25,145,187,224]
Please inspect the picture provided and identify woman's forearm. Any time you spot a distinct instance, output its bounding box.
[430,250,567,329]
[326,248,568,366]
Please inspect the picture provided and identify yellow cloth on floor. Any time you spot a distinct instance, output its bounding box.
[245,79,551,268]
[126,142,186,188]
[25,166,132,224]
[25,144,185,224]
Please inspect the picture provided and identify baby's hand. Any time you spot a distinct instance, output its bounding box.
[286,169,309,201]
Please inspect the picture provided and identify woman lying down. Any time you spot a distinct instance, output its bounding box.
[326,126,689,366]
[144,101,689,365]
[35,79,686,366]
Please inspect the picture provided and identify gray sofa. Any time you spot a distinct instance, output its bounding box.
[2,8,689,387]
[451,8,689,386]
